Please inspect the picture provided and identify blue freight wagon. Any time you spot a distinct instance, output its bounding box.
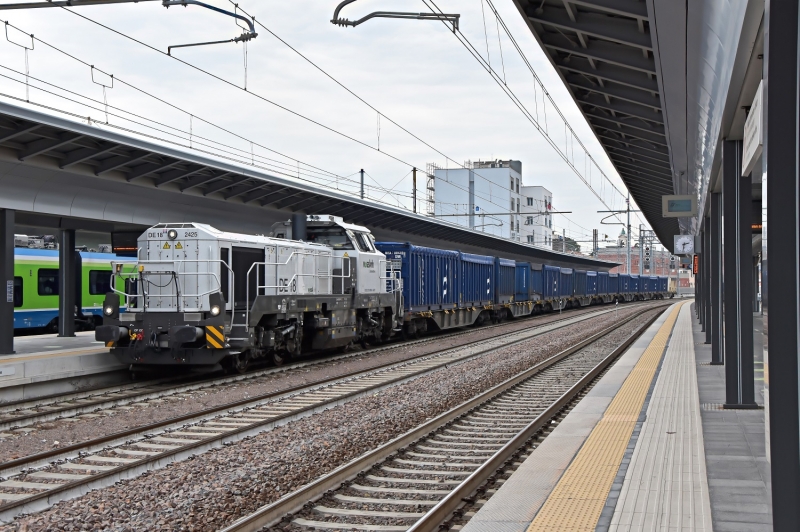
[618,274,632,301]
[587,271,598,299]
[630,274,641,299]
[608,273,619,298]
[374,243,459,313]
[559,268,574,299]
[596,271,608,298]
[542,264,560,299]
[531,264,543,301]
[658,276,668,294]
[515,262,533,302]
[460,252,494,307]
[494,257,516,305]
[573,270,590,306]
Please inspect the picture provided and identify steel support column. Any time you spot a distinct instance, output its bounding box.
[704,222,712,343]
[0,209,13,355]
[753,256,760,313]
[710,193,723,364]
[764,0,800,526]
[722,140,755,407]
[57,229,75,338]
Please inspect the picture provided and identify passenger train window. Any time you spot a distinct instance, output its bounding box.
[13,277,22,307]
[353,233,374,253]
[89,270,113,295]
[306,228,354,250]
[37,269,59,296]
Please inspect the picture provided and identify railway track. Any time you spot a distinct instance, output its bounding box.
[218,304,671,532]
[0,302,662,523]
[0,302,638,432]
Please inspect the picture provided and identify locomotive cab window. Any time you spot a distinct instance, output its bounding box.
[354,232,374,253]
[37,269,59,296]
[89,270,113,295]
[13,277,22,307]
[306,227,354,249]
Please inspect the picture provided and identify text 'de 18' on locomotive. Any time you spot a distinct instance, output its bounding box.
[96,215,402,372]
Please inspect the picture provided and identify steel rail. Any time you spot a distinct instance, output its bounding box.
[217,304,669,532]
[0,302,624,430]
[0,303,657,522]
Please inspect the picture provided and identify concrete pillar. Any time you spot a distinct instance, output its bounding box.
[722,140,755,407]
[764,0,800,525]
[704,226,710,324]
[58,229,76,338]
[710,193,723,365]
[0,209,13,355]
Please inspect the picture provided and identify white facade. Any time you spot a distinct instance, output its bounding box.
[431,160,523,241]
[520,185,553,248]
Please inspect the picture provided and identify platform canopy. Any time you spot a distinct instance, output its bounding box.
[511,0,680,248]
[0,101,615,270]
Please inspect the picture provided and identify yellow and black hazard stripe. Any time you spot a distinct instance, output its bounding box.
[205,325,226,349]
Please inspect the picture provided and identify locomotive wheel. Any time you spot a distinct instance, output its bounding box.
[233,352,250,374]
[271,351,286,366]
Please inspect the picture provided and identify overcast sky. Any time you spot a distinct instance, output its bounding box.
[0,0,654,249]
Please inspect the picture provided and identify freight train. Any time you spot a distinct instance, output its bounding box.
[95,215,673,372]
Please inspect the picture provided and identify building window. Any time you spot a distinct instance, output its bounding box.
[526,216,533,225]
[516,179,520,193]
[516,198,520,212]
[510,178,514,190]
[89,270,113,295]
[516,221,519,232]
[527,197,533,206]
[13,277,22,308]
[38,269,59,296]
[527,235,534,243]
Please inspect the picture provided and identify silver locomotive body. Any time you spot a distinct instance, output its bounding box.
[96,216,402,371]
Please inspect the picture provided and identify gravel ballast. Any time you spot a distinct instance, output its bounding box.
[1,304,666,532]
[0,305,625,463]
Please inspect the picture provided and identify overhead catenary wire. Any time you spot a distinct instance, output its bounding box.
[51,6,517,216]
[422,0,649,230]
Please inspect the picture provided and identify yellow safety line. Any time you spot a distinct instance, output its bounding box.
[527,302,686,532]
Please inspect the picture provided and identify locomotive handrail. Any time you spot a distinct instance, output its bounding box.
[244,251,351,329]
[379,259,401,293]
[109,259,233,313]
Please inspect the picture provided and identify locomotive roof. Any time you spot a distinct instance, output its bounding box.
[145,223,331,249]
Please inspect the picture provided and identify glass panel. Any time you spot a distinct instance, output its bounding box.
[37,269,59,296]
[89,270,112,295]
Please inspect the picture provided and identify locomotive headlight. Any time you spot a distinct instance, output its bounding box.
[104,305,115,316]
[167,229,178,240]
[210,305,221,317]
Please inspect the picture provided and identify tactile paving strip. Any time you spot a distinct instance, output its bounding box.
[526,302,685,532]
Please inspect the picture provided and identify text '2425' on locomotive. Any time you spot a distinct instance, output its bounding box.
[95,215,403,372]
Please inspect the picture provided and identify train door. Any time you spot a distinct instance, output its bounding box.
[232,246,264,310]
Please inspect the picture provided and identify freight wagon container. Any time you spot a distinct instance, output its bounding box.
[460,252,494,306]
[495,257,516,304]
[608,272,619,295]
[515,262,533,302]
[646,276,659,293]
[630,274,640,294]
[574,270,588,298]
[597,271,609,295]
[542,264,560,299]
[559,268,574,298]
[531,263,543,300]
[658,276,668,292]
[619,273,631,294]
[587,271,598,296]
[375,243,459,312]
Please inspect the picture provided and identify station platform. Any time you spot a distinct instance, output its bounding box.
[0,332,126,403]
[463,301,772,532]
